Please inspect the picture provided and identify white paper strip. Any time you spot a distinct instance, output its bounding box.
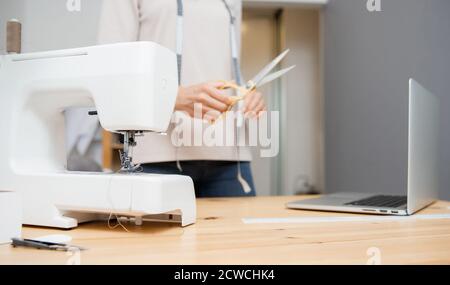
[242,214,450,225]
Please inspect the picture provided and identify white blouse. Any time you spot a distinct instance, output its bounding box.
[98,0,251,163]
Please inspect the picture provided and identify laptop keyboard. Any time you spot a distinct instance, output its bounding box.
[345,195,407,208]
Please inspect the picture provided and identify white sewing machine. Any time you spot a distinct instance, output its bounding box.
[0,42,196,229]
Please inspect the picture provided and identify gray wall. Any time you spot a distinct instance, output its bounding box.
[0,0,103,53]
[0,0,25,53]
[324,0,450,199]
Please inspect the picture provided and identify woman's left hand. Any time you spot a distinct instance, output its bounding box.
[243,91,267,118]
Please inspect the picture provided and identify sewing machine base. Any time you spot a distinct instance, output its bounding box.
[18,172,196,229]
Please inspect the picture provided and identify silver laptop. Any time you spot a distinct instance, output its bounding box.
[287,79,439,216]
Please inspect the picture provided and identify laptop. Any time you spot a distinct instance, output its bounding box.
[287,79,440,216]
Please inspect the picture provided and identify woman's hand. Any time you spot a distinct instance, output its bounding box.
[175,82,232,120]
[243,91,267,118]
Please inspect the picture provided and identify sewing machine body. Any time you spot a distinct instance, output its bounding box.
[0,42,196,228]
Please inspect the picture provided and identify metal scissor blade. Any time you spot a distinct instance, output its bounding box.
[256,65,296,88]
[248,49,290,88]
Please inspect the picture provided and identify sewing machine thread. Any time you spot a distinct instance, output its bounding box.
[6,19,21,54]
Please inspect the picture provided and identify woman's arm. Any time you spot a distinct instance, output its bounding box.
[176,82,232,121]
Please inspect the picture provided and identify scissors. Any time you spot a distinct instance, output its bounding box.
[219,49,295,114]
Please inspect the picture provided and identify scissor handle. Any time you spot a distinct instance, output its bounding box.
[218,80,246,93]
[208,80,257,124]
[218,80,254,103]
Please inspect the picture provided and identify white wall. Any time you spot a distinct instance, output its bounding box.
[280,8,323,194]
[241,9,278,196]
[243,7,324,196]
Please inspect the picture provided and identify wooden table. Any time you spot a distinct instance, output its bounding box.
[1,196,450,265]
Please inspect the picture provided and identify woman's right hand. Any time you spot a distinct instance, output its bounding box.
[175,82,232,120]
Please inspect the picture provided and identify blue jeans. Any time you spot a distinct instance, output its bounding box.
[141,161,256,198]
